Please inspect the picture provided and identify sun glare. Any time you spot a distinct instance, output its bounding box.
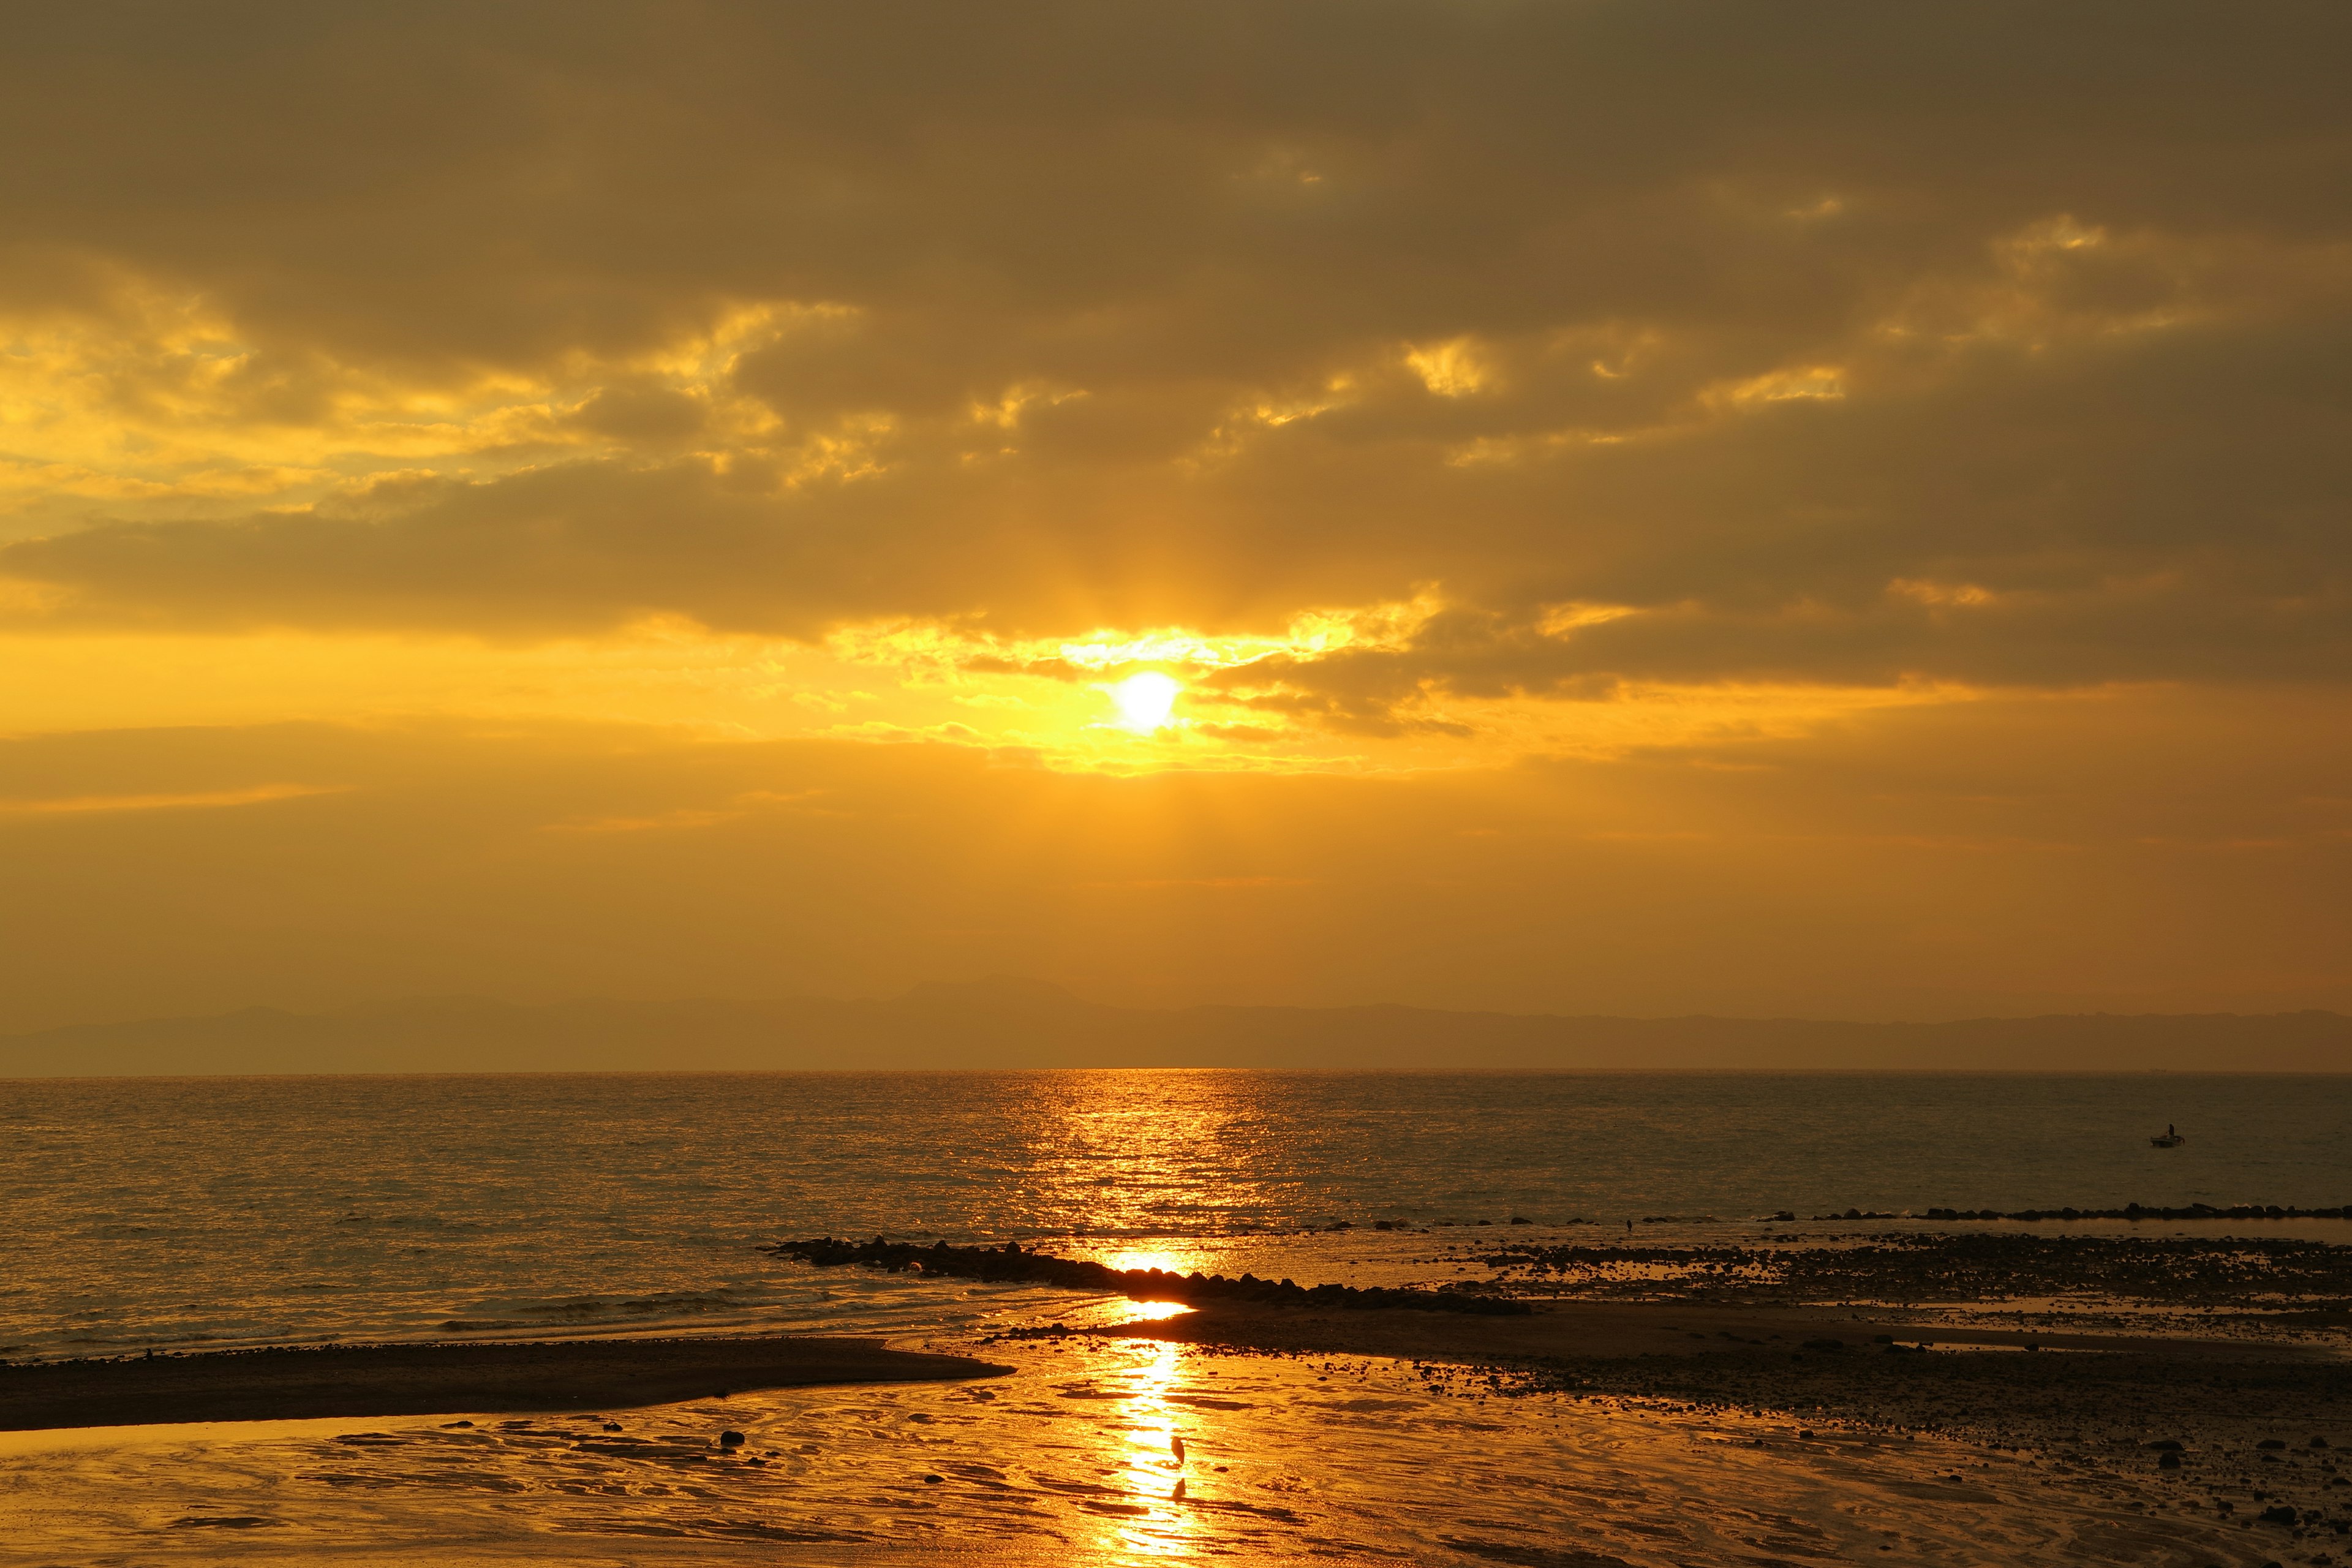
[1109,671,1183,731]
[1123,1300,1196,1321]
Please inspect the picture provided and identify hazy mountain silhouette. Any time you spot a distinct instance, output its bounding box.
[2,979,2346,1076]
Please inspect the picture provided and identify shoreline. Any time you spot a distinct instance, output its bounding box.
[1062,1296,2342,1364]
[0,1335,1010,1433]
[1082,1297,2352,1536]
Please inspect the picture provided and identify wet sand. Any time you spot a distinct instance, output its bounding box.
[0,1333,2304,1566]
[1087,1297,2352,1553]
[13,1228,2352,1562]
[0,1336,1010,1431]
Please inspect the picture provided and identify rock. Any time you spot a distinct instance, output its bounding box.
[922,1473,944,1484]
[2316,1436,2334,1448]
[2260,1438,2289,1449]
[769,1235,1532,1316]
[2158,1452,2181,1469]
[2258,1504,2299,1525]
[718,1430,745,1447]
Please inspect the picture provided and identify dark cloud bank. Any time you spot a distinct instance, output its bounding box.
[2,2,2348,708]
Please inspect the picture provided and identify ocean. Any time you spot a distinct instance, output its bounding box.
[5,1069,2347,1364]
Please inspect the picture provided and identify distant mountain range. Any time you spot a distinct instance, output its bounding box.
[2,979,2346,1076]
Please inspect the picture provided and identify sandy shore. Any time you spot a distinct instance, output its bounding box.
[0,1335,1010,1431]
[1078,1297,2352,1550]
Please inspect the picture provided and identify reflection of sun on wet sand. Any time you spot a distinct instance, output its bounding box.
[1065,1238,2352,1561]
[10,1231,2350,1563]
[0,1333,2305,1566]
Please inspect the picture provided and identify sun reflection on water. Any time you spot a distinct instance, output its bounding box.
[1121,1300,1196,1322]
[1103,1248,1202,1278]
[1011,1071,1284,1242]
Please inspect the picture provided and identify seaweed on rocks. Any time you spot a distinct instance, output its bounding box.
[1470,1231,2352,1310]
[1917,1202,2350,1223]
[765,1237,1532,1316]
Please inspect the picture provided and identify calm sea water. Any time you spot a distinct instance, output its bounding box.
[3,1071,2348,1363]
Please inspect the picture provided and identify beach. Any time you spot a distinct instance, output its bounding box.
[7,1071,2349,1561]
[7,1229,2351,1564]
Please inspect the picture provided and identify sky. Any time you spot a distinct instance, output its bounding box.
[2,2,2348,1033]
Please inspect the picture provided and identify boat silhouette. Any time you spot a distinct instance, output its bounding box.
[2150,1123,2185,1148]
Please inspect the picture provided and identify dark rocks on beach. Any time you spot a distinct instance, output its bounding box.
[1472,1231,2352,1311]
[0,1338,1009,1431]
[767,1237,1533,1316]
[1923,1202,2348,1223]
[718,1430,745,1447]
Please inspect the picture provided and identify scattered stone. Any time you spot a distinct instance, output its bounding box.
[1468,1231,2352,1311]
[718,1430,745,1447]
[1923,1202,2347,1223]
[770,1237,1532,1316]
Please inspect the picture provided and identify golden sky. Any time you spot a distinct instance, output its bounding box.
[2,4,2348,1031]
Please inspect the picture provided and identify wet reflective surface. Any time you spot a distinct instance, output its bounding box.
[0,1333,2274,1566]
[6,1070,2348,1360]
[4,1070,2342,1563]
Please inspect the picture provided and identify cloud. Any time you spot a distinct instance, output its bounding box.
[0,1,2345,733]
[0,782,342,816]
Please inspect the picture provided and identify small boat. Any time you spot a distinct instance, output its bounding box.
[2150,1124,2185,1148]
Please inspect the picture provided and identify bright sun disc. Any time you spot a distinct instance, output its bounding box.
[1109,671,1182,731]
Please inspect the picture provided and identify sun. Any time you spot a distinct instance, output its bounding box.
[1109,671,1183,731]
